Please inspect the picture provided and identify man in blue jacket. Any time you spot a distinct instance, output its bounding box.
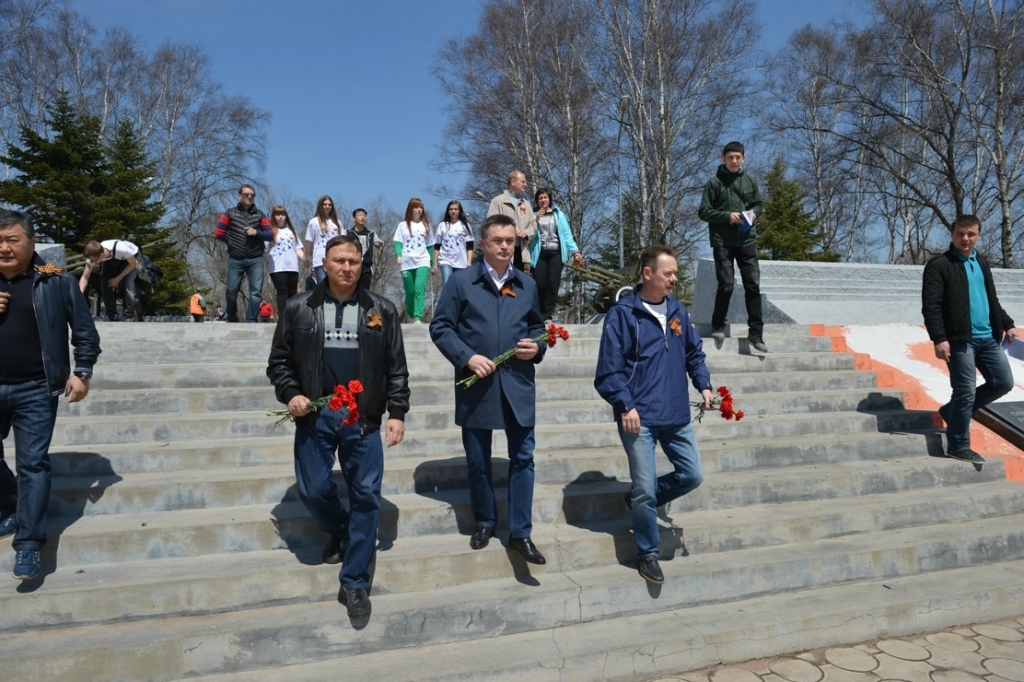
[430,214,548,565]
[0,210,100,580]
[595,245,712,584]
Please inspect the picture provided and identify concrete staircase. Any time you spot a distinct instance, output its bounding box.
[2,322,1023,682]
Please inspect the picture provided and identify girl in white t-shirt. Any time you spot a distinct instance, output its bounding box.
[303,195,342,284]
[393,198,435,322]
[266,205,305,314]
[434,200,475,286]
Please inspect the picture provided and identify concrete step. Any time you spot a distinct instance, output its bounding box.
[4,515,1024,680]
[45,428,932,480]
[5,482,1024,632]
[45,429,946,515]
[90,334,835,365]
[55,385,905,426]
[46,399,932,448]
[83,351,862,391]
[12,454,1003,570]
[170,559,1024,682]
[92,322,811,344]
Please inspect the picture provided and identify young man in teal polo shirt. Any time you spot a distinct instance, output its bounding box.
[922,214,1018,464]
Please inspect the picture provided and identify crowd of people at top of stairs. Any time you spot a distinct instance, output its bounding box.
[0,141,1015,616]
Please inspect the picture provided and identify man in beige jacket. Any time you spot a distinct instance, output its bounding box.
[486,170,536,273]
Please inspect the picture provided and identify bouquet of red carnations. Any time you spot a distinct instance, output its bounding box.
[268,379,364,430]
[458,323,570,389]
[692,385,744,423]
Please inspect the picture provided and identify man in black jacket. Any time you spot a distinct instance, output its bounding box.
[215,184,272,322]
[0,210,100,580]
[922,214,1017,464]
[267,233,409,618]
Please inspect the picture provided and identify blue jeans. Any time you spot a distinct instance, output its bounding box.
[944,337,1014,453]
[440,264,463,286]
[461,397,536,538]
[618,422,704,558]
[0,379,59,550]
[225,257,265,323]
[294,407,383,589]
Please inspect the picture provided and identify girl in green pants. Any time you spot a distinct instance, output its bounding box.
[393,198,435,322]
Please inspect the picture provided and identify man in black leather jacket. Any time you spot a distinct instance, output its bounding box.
[0,210,100,580]
[267,232,409,618]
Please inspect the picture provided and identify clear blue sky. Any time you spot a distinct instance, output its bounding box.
[75,0,858,217]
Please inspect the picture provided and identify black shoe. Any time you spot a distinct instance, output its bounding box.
[711,327,726,341]
[322,534,349,564]
[509,537,546,564]
[623,491,632,510]
[747,336,768,353]
[470,526,494,550]
[947,448,985,464]
[0,514,15,539]
[637,554,664,584]
[339,586,372,617]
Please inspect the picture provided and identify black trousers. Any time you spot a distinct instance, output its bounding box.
[270,271,299,314]
[358,267,372,291]
[712,243,763,338]
[532,250,563,320]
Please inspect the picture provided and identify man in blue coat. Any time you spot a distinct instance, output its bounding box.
[430,214,548,564]
[594,245,713,584]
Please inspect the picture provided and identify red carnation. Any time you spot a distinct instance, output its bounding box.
[328,395,345,412]
[348,379,364,394]
[717,386,730,397]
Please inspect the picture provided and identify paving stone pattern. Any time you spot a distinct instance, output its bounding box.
[656,616,1024,682]
[1,322,1024,681]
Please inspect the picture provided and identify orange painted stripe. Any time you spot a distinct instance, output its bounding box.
[811,324,1024,480]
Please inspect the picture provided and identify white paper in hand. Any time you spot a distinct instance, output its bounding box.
[739,211,756,233]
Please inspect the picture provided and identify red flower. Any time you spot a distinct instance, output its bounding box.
[717,386,730,397]
[735,411,745,421]
[329,395,345,412]
[348,379,364,394]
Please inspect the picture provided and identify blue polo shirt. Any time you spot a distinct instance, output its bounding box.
[956,249,992,339]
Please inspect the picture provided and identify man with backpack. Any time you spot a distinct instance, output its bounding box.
[79,239,141,321]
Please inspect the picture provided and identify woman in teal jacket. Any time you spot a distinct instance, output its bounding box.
[529,187,579,322]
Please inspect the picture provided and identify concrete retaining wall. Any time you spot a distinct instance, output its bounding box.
[690,258,1024,327]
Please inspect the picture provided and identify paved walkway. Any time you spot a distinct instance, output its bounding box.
[653,616,1024,682]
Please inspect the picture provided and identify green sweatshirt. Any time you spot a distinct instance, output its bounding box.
[698,164,763,248]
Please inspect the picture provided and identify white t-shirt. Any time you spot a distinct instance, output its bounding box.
[394,221,433,271]
[641,298,668,335]
[101,239,139,261]
[266,228,301,274]
[435,220,474,269]
[305,218,341,268]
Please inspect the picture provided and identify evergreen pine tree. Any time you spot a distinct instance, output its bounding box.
[94,119,189,314]
[0,91,107,246]
[756,158,839,262]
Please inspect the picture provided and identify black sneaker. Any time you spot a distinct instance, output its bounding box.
[339,586,372,617]
[747,336,768,353]
[322,534,349,565]
[637,554,664,584]
[711,327,726,341]
[947,449,985,464]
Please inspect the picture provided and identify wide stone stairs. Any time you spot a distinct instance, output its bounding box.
[1,322,1023,681]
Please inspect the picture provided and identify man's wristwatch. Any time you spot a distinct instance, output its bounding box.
[73,371,92,382]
